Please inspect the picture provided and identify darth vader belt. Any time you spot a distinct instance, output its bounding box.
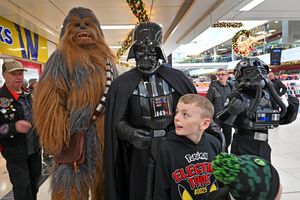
[151,129,166,138]
[254,132,268,141]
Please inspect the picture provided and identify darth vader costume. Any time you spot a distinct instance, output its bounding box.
[104,22,224,200]
[217,57,299,162]
[104,22,196,200]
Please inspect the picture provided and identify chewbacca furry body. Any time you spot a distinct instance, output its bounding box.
[33,7,115,200]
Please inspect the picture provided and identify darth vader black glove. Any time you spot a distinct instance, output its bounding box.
[117,120,151,149]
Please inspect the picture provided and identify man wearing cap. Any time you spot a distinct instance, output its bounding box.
[0,60,41,200]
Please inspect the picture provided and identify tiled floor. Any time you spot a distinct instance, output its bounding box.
[1,118,300,199]
[269,118,300,199]
[0,156,11,199]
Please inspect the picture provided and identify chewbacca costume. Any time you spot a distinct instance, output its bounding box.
[33,7,116,200]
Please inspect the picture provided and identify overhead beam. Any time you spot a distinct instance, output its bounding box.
[163,0,195,43]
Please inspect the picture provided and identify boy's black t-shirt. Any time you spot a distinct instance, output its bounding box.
[153,132,222,200]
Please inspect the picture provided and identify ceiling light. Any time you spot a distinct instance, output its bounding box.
[101,25,135,30]
[239,0,265,11]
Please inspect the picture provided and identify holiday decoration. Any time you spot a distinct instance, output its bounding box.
[212,22,243,28]
[126,0,149,23]
[232,30,254,57]
[117,0,150,60]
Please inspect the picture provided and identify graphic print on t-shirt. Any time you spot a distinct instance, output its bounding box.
[178,184,193,200]
[172,151,218,199]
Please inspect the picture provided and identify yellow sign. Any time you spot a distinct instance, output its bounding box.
[0,16,48,63]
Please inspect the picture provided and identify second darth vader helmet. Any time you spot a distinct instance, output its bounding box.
[127,22,167,74]
[235,57,269,88]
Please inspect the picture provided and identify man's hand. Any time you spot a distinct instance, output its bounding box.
[15,120,32,134]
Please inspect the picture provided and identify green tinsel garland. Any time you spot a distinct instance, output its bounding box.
[117,0,150,60]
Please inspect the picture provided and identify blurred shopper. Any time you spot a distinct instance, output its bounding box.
[0,60,41,200]
[268,72,287,97]
[207,68,235,152]
[228,73,238,88]
[28,78,38,94]
[210,74,217,82]
[22,79,29,88]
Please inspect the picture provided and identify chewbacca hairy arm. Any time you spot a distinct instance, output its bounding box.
[33,51,71,155]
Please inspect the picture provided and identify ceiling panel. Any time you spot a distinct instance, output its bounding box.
[221,0,300,20]
[10,0,65,32]
[2,0,300,59]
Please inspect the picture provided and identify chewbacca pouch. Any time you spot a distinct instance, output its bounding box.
[54,131,85,166]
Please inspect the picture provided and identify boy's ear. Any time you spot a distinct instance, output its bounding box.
[201,118,211,129]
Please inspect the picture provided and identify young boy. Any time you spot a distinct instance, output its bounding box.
[153,94,222,200]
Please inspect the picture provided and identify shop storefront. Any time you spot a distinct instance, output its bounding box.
[0,15,49,85]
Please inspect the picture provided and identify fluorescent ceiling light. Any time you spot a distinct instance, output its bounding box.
[239,0,265,11]
[101,25,135,30]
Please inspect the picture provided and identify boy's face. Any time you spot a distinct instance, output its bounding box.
[174,102,211,137]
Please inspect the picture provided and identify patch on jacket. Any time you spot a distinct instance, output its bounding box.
[0,98,13,108]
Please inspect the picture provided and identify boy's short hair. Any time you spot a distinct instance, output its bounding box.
[179,94,214,119]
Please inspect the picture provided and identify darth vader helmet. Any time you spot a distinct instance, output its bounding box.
[127,22,167,74]
[235,57,269,88]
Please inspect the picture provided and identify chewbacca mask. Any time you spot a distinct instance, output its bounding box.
[33,7,116,200]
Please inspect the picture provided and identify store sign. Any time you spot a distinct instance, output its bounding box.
[0,16,48,63]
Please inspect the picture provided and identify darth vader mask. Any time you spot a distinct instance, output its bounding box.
[127,22,167,74]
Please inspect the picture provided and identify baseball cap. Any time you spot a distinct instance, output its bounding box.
[212,153,280,200]
[2,60,27,73]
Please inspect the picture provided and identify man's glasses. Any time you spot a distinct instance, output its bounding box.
[217,73,228,77]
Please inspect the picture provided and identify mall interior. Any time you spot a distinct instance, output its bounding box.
[1,0,300,199]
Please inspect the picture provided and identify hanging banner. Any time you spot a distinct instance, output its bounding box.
[0,16,48,63]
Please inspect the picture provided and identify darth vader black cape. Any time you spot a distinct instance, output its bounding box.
[104,64,196,200]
